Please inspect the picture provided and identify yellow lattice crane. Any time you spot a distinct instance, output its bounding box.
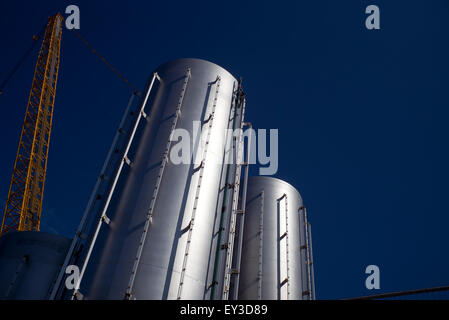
[0,13,63,235]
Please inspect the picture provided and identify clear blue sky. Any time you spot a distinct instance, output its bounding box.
[1,0,449,299]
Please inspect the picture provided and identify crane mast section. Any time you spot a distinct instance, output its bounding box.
[1,14,63,235]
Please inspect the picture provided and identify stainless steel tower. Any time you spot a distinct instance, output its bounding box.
[51,58,249,300]
[237,177,315,300]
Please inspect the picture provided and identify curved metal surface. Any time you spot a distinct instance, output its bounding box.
[77,58,243,300]
[0,231,71,299]
[238,176,313,300]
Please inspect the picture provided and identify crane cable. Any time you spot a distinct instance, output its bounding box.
[70,29,140,95]
[0,25,46,95]
[1,27,140,96]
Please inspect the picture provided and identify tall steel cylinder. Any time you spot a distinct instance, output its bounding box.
[237,176,314,300]
[69,59,245,300]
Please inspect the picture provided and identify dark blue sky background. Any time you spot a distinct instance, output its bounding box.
[1,0,449,299]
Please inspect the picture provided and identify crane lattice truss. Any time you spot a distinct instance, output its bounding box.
[1,14,63,235]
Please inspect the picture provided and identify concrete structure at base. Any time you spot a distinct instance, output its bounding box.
[0,231,70,299]
[237,176,315,300]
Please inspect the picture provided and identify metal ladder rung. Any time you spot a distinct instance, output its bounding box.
[123,155,132,166]
[281,278,289,286]
[101,215,110,225]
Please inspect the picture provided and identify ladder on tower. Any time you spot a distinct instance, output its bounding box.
[177,75,221,300]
